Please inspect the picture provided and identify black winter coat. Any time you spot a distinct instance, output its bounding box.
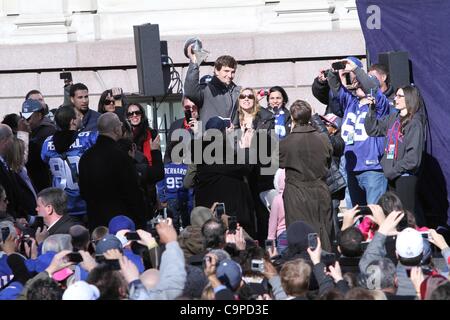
[78,135,146,231]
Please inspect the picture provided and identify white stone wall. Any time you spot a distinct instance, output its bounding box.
[0,0,366,119]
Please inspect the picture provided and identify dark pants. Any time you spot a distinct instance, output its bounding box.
[388,175,425,226]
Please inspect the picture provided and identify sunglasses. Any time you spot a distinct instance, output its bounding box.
[239,94,255,100]
[127,111,142,117]
[104,100,114,105]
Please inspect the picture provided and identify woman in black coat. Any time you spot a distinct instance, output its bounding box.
[194,117,256,238]
[364,85,425,225]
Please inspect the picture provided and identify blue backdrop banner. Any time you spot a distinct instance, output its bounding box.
[356,0,450,225]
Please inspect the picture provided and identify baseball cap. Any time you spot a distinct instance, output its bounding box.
[21,99,44,119]
[62,281,100,300]
[216,259,242,291]
[95,234,123,255]
[396,228,424,259]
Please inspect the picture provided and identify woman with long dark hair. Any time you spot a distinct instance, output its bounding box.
[266,86,291,140]
[124,103,159,166]
[365,85,425,225]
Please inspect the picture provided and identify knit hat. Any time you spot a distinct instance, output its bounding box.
[108,215,136,236]
[62,281,100,300]
[286,221,316,252]
[346,56,363,69]
[190,206,213,227]
[396,228,424,259]
[216,259,242,291]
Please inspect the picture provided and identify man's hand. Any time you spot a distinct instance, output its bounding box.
[318,69,327,83]
[187,43,197,63]
[136,229,158,249]
[119,255,139,284]
[225,224,246,251]
[79,250,97,272]
[262,259,278,280]
[378,210,404,236]
[17,118,31,133]
[327,261,344,283]
[341,205,362,230]
[35,225,49,245]
[367,204,386,226]
[45,250,73,276]
[344,58,357,72]
[156,219,177,244]
[104,249,123,260]
[410,266,424,298]
[151,135,161,150]
[428,229,449,251]
[306,237,322,265]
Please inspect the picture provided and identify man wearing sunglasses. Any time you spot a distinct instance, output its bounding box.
[184,44,241,131]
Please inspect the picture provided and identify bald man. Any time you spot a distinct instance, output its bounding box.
[78,113,145,230]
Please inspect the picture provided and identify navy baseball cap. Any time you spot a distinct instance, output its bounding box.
[21,99,44,119]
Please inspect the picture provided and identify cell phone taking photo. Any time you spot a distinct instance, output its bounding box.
[1,227,10,242]
[228,216,237,234]
[332,61,347,70]
[125,231,141,241]
[358,206,373,216]
[215,203,225,218]
[66,252,83,264]
[308,233,318,250]
[251,259,264,273]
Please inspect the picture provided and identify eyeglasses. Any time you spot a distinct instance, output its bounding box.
[104,100,114,105]
[127,111,142,117]
[239,94,255,100]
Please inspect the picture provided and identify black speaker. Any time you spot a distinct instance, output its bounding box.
[133,24,171,97]
[378,51,411,91]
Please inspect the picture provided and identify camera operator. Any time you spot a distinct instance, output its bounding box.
[327,57,390,207]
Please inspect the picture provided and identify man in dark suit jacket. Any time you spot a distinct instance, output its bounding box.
[35,187,80,235]
[78,112,146,231]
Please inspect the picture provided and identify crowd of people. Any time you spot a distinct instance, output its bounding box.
[0,43,448,300]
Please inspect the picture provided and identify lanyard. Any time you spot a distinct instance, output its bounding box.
[386,119,402,160]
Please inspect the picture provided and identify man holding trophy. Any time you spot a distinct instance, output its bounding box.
[183,38,241,131]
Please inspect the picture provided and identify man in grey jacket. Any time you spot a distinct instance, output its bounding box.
[184,44,241,131]
[121,219,186,300]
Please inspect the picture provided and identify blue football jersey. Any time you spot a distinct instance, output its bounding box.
[41,131,98,216]
[157,162,191,203]
[336,88,390,172]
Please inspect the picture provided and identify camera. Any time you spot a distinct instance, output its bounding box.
[215,203,225,219]
[332,61,347,70]
[59,72,72,82]
[251,259,264,273]
[308,233,318,250]
[28,215,44,230]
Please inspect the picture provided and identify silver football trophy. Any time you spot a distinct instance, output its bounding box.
[184,37,209,65]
